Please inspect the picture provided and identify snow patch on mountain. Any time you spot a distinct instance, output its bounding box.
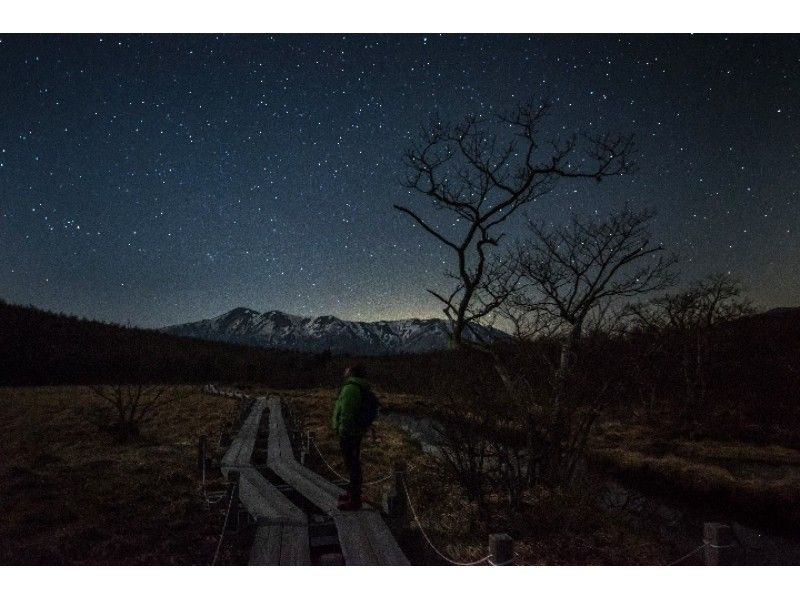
[161,308,507,354]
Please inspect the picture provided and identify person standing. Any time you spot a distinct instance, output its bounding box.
[331,364,370,510]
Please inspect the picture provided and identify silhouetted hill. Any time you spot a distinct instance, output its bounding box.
[3,297,799,444]
[0,300,328,387]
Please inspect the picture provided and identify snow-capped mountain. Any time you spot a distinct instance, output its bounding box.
[161,307,508,355]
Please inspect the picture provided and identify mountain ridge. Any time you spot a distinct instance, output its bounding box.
[161,307,508,355]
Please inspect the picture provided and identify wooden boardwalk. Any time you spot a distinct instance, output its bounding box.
[217,394,310,565]
[220,396,264,477]
[207,386,409,565]
[266,397,410,565]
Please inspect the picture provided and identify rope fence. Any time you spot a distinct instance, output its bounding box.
[308,433,512,566]
[210,480,237,566]
[203,487,228,507]
[489,554,520,566]
[667,542,707,566]
[205,385,742,568]
[309,436,395,487]
[207,385,509,565]
[401,476,496,566]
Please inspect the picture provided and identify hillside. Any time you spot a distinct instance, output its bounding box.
[0,300,322,387]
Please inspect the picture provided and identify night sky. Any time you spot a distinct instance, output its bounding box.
[1,34,798,328]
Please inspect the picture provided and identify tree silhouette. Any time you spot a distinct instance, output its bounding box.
[627,273,753,410]
[395,100,636,347]
[504,206,676,404]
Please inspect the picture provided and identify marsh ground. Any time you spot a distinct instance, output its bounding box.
[2,384,798,565]
[267,385,800,565]
[0,386,251,565]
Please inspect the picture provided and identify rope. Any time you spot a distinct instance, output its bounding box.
[199,451,228,506]
[488,553,520,566]
[667,542,707,566]
[203,489,227,506]
[401,478,493,566]
[363,473,395,486]
[211,481,237,566]
[309,437,395,486]
[208,385,735,569]
[310,439,349,482]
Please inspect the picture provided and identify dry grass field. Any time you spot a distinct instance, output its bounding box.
[267,387,673,565]
[0,386,246,565]
[4,384,797,565]
[592,422,800,531]
[265,385,800,564]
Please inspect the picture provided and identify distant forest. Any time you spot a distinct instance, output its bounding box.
[358,309,800,445]
[1,298,799,444]
[0,300,328,388]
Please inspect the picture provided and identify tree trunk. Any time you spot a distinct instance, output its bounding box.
[696,328,710,405]
[554,320,583,409]
[450,320,464,348]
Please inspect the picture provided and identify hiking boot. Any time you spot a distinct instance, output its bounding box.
[338,497,362,511]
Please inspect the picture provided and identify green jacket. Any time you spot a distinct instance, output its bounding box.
[332,377,367,437]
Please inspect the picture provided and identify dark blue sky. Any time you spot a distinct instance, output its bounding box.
[1,34,798,327]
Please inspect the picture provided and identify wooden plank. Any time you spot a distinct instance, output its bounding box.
[268,396,298,458]
[220,436,245,474]
[267,397,342,513]
[334,513,377,565]
[223,403,261,466]
[334,511,408,566]
[281,524,311,566]
[238,468,307,525]
[267,396,287,463]
[286,458,345,497]
[270,461,340,514]
[267,395,409,565]
[249,524,310,566]
[221,397,266,476]
[249,525,282,565]
[267,398,343,494]
[360,510,410,565]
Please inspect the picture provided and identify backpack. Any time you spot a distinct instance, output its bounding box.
[355,384,380,429]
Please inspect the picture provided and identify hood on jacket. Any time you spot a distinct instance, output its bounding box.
[344,376,368,388]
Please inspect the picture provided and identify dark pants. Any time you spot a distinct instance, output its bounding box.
[339,434,363,500]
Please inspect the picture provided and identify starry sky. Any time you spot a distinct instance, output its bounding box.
[1,34,799,328]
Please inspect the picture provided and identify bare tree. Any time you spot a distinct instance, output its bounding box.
[433,410,493,524]
[89,384,186,441]
[395,100,636,347]
[481,207,675,489]
[505,206,676,405]
[626,273,753,409]
[496,293,561,341]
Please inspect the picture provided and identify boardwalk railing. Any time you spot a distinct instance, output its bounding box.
[206,385,526,566]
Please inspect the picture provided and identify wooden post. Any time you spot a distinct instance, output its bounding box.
[704,522,735,565]
[226,471,240,533]
[197,435,207,474]
[489,533,514,566]
[383,461,408,530]
[301,431,315,466]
